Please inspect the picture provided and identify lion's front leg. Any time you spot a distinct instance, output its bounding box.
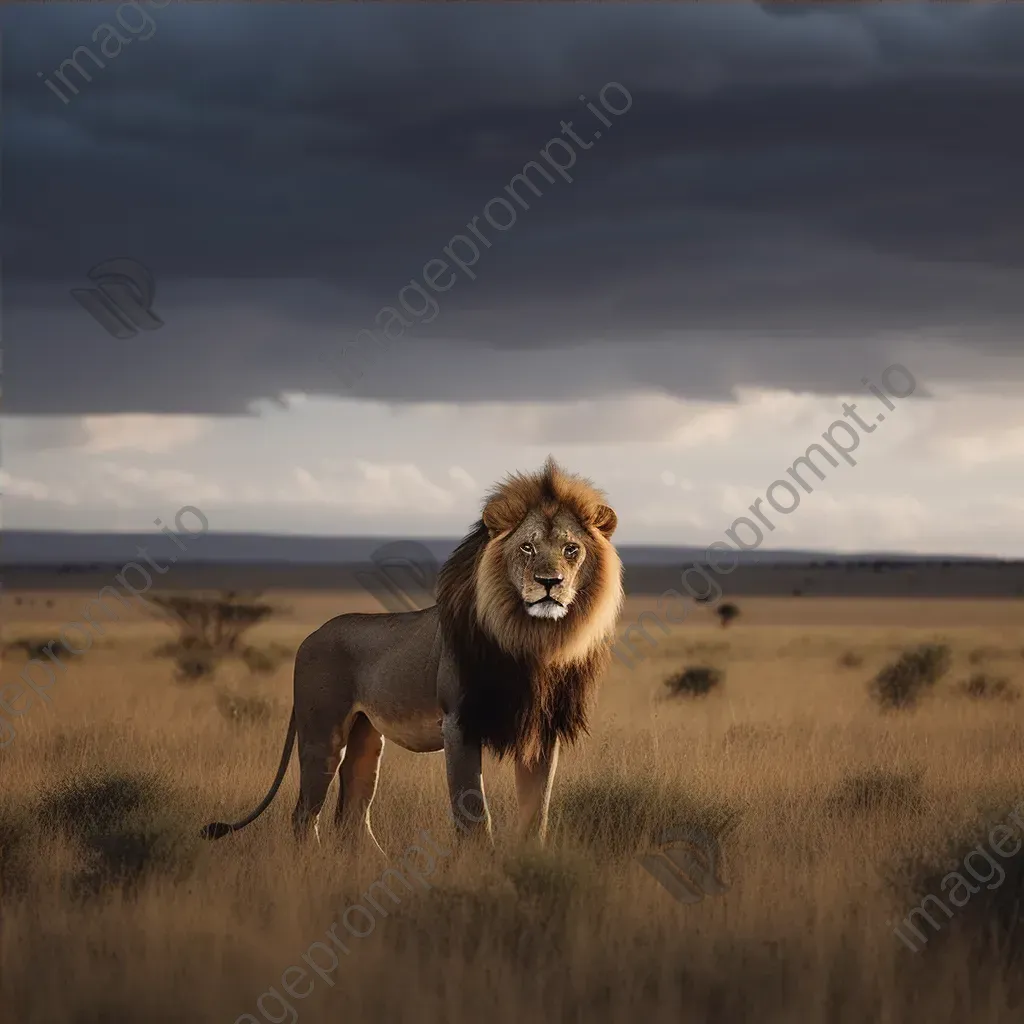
[441,712,493,844]
[514,739,559,844]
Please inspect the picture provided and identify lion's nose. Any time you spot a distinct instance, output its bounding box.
[534,574,563,591]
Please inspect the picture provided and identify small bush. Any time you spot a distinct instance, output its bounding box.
[215,691,274,726]
[870,643,951,709]
[39,773,157,839]
[552,775,736,862]
[902,809,1024,962]
[37,771,194,898]
[665,665,723,698]
[2,637,78,662]
[502,846,597,932]
[838,650,864,669]
[958,673,1020,702]
[154,637,220,684]
[239,642,292,676]
[968,646,999,666]
[682,641,730,658]
[826,766,924,817]
[0,805,32,898]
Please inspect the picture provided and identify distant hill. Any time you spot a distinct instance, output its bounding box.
[0,530,1011,568]
[3,531,1021,599]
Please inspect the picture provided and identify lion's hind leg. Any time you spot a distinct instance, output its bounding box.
[292,718,347,846]
[334,712,386,857]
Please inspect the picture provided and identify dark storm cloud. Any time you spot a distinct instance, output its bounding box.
[4,1,1024,413]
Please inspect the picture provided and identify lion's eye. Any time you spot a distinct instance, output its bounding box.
[520,543,535,556]
[564,544,580,558]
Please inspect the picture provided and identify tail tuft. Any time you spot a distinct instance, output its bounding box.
[201,821,234,840]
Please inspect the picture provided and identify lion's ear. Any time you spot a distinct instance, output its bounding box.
[591,504,617,538]
[481,502,508,539]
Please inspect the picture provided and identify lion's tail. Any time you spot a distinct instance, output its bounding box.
[201,708,297,840]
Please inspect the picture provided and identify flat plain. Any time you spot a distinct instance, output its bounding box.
[3,588,1024,1023]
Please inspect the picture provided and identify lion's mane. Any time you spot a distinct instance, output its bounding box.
[436,458,624,763]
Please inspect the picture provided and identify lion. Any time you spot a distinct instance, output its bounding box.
[202,457,623,851]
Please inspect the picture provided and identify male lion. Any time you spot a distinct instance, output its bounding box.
[202,457,623,852]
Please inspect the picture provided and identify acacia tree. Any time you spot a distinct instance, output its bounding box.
[151,591,275,651]
[150,591,283,682]
[716,602,740,628]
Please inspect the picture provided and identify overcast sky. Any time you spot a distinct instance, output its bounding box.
[3,2,1024,554]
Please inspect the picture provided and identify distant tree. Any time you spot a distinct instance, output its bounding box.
[716,602,740,628]
[150,591,285,684]
[150,591,275,654]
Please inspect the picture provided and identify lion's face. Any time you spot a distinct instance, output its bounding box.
[455,458,623,662]
[504,509,590,621]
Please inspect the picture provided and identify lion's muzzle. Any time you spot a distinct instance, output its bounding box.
[525,595,569,620]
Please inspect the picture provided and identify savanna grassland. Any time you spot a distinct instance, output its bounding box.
[3,588,1024,1023]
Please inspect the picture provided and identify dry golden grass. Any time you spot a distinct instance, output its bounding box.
[3,590,1024,1023]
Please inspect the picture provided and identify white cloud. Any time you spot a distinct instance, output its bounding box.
[97,462,225,504]
[900,386,1024,467]
[283,461,460,513]
[0,470,78,504]
[4,384,1024,556]
[81,415,211,454]
[944,429,1024,467]
[351,460,457,512]
[448,465,477,490]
